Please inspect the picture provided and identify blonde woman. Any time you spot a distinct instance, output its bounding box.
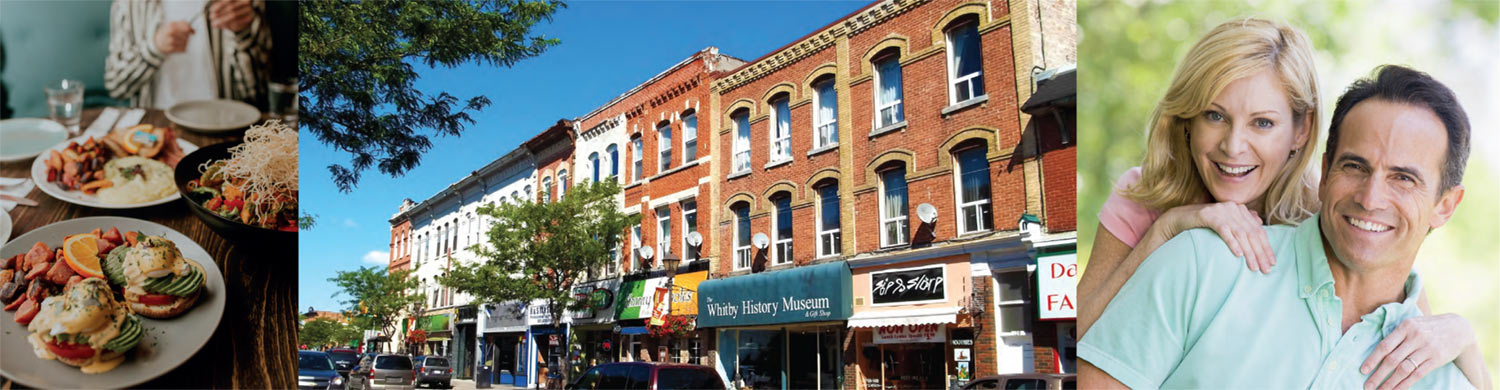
[1078,18,1487,389]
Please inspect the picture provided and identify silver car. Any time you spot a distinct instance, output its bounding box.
[345,354,416,390]
[412,355,453,388]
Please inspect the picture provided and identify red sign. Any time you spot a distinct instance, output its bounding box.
[648,287,670,326]
[872,324,946,344]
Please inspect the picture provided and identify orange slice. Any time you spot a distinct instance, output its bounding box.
[63,234,105,279]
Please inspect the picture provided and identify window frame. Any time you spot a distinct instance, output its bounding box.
[945,19,986,105]
[878,167,910,247]
[607,144,620,179]
[541,176,553,203]
[590,152,601,182]
[732,112,751,174]
[558,169,569,198]
[733,205,751,271]
[630,223,642,271]
[631,137,644,182]
[954,145,994,234]
[771,195,793,266]
[768,96,791,162]
[995,268,1028,335]
[658,122,672,172]
[682,199,699,261]
[812,78,839,149]
[872,54,905,128]
[682,113,698,164]
[656,205,672,268]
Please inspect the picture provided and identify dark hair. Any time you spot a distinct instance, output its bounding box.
[1326,65,1470,192]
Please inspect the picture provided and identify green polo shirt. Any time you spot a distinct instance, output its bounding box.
[1079,214,1471,389]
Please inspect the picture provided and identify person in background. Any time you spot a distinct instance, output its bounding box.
[104,0,270,110]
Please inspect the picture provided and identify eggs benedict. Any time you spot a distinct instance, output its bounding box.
[103,235,205,319]
[26,278,144,374]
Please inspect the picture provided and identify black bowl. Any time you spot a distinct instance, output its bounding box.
[173,141,296,245]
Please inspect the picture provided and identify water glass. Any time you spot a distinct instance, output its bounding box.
[44,79,84,136]
[268,79,298,126]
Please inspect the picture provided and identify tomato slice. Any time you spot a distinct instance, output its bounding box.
[46,340,97,360]
[138,293,176,306]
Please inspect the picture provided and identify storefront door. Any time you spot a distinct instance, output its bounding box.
[787,328,838,390]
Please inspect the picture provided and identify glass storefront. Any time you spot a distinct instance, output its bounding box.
[721,326,842,390]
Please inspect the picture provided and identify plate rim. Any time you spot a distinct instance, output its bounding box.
[0,216,227,389]
[0,118,69,163]
[30,135,199,210]
[164,99,261,133]
[0,207,11,247]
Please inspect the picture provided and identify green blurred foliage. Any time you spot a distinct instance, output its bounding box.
[1079,0,1499,381]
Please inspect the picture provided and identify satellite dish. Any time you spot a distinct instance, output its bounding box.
[752,233,769,249]
[686,232,703,247]
[916,203,938,224]
[639,246,655,260]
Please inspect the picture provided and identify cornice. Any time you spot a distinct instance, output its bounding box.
[710,0,929,94]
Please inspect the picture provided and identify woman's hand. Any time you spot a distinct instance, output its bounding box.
[1161,202,1274,273]
[1361,313,1476,390]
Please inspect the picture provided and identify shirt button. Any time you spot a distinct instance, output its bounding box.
[1328,361,1339,371]
[1304,285,1314,294]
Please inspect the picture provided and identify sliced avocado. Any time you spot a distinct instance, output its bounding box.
[143,265,201,297]
[103,315,142,353]
[103,248,131,286]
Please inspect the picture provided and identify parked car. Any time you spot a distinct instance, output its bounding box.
[411,355,453,388]
[299,350,346,390]
[962,373,1076,390]
[567,362,726,390]
[345,353,416,390]
[327,348,362,379]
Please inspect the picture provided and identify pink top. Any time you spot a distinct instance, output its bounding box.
[1098,167,1162,248]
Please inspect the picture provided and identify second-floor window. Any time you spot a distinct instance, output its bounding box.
[947,19,986,104]
[874,55,905,127]
[631,223,642,269]
[956,146,994,234]
[590,152,601,182]
[682,200,699,261]
[682,113,698,163]
[732,111,751,173]
[880,167,909,247]
[607,144,620,179]
[733,204,751,271]
[541,176,553,202]
[658,123,672,172]
[772,195,792,266]
[631,137,644,181]
[656,206,672,266]
[817,184,841,257]
[813,78,838,148]
[769,96,791,162]
[558,170,569,198]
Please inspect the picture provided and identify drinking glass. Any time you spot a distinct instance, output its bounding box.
[268,78,298,126]
[44,79,84,136]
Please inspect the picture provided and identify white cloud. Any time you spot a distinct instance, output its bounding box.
[362,250,390,265]
[343,218,359,228]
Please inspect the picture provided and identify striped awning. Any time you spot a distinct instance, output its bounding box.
[847,306,961,328]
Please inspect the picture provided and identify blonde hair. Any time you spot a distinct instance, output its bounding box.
[1123,18,1321,225]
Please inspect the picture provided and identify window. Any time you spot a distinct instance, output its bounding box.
[733,204,751,271]
[772,195,792,265]
[658,123,672,172]
[732,112,751,173]
[524,185,533,200]
[438,225,445,254]
[682,200,698,261]
[631,223,642,270]
[682,113,698,163]
[607,144,620,179]
[769,97,791,161]
[880,167,909,247]
[632,137,644,181]
[590,152,601,182]
[511,191,520,202]
[558,170,569,198]
[874,55,905,127]
[996,270,1027,334]
[541,176,553,202]
[813,78,838,148]
[946,19,986,104]
[817,184,841,257]
[656,206,672,267]
[955,146,993,234]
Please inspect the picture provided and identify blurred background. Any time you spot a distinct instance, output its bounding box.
[1078,0,1499,381]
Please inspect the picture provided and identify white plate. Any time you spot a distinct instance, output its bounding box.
[165,100,261,133]
[0,118,69,163]
[0,216,226,389]
[0,208,10,247]
[30,135,198,209]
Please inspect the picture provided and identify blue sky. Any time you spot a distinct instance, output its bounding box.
[298,1,872,313]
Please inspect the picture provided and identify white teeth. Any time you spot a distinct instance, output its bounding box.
[1215,163,1255,175]
[1346,216,1392,232]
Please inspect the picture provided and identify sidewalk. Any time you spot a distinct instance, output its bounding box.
[446,378,529,390]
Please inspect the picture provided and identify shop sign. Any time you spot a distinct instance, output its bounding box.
[668,271,707,315]
[1036,252,1078,320]
[870,265,945,305]
[872,324,946,344]
[616,277,664,320]
[481,302,528,333]
[419,314,450,332]
[649,287,669,326]
[570,281,619,320]
[698,262,853,327]
[527,301,559,325]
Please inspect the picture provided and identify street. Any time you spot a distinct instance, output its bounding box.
[440,377,527,390]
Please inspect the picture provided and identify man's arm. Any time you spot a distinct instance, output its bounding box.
[1079,360,1130,389]
[104,1,165,102]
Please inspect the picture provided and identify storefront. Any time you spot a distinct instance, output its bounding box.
[847,256,974,390]
[527,300,569,389]
[568,278,621,381]
[698,262,853,390]
[1032,249,1077,374]
[417,310,454,356]
[478,301,531,387]
[613,271,710,365]
[455,305,477,379]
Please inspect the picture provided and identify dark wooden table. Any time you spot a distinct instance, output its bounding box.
[1,108,297,389]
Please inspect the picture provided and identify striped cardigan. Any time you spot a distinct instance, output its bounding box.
[104,0,271,109]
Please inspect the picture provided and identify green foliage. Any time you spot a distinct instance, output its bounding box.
[299,0,565,192]
[327,266,426,343]
[300,318,364,349]
[439,179,631,325]
[299,212,317,230]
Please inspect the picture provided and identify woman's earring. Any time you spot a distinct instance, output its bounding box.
[1289,148,1299,160]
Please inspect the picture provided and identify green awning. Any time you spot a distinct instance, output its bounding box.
[697,261,852,327]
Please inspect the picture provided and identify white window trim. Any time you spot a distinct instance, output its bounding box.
[732,115,751,174]
[995,268,1029,336]
[733,208,751,271]
[682,114,697,165]
[656,206,672,269]
[658,124,672,172]
[769,98,791,162]
[631,138,644,182]
[682,200,698,261]
[946,20,984,106]
[631,224,642,270]
[873,56,904,128]
[879,169,909,247]
[816,186,841,258]
[812,80,838,149]
[558,170,568,198]
[955,149,992,235]
[772,198,792,266]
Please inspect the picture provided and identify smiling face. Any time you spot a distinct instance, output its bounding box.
[1188,70,1309,210]
[1318,99,1462,271]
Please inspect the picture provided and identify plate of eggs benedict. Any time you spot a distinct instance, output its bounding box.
[0,217,224,389]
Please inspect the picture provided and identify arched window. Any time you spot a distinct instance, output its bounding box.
[954,144,993,233]
[771,193,793,265]
[873,51,906,127]
[541,176,553,202]
[558,170,569,198]
[607,144,619,179]
[816,182,841,257]
[879,166,909,247]
[631,136,644,182]
[731,110,751,173]
[524,185,533,200]
[769,95,791,162]
[590,152,601,182]
[946,17,986,104]
[732,203,752,271]
[812,76,839,148]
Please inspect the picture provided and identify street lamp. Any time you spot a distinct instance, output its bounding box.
[662,251,681,278]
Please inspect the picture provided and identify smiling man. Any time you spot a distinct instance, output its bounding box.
[1077,65,1478,389]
